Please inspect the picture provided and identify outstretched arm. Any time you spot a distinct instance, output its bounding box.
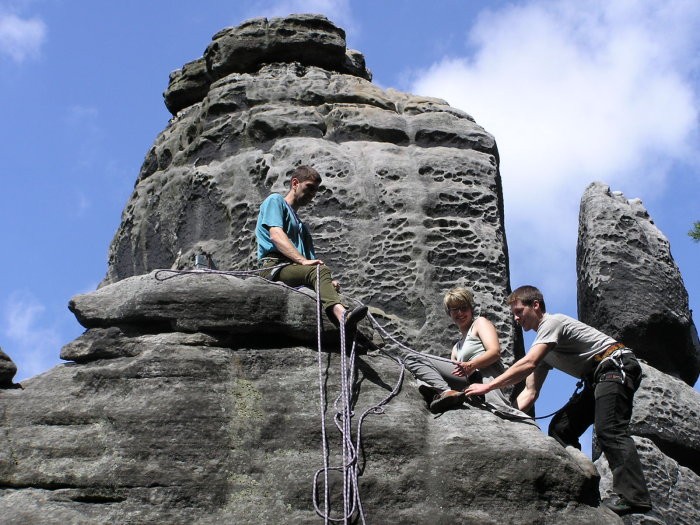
[269,226,323,265]
[464,342,554,397]
[516,365,549,413]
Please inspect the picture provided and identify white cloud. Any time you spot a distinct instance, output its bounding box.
[0,12,46,62]
[2,292,61,381]
[410,0,700,306]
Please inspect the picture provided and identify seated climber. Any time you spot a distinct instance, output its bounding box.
[464,285,652,516]
[405,286,528,419]
[255,165,367,332]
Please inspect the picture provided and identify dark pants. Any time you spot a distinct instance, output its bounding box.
[548,352,651,506]
[260,258,343,317]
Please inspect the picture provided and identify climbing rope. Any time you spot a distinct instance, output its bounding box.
[311,265,405,524]
[152,263,570,520]
[460,379,584,422]
[363,310,585,421]
[154,264,288,281]
[154,265,404,523]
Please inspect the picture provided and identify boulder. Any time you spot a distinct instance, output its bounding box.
[163,57,212,116]
[163,14,372,115]
[0,273,618,524]
[0,347,18,388]
[577,182,700,385]
[578,182,700,524]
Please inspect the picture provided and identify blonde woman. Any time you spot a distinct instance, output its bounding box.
[405,287,527,420]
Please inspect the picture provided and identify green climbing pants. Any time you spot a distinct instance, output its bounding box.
[260,257,343,317]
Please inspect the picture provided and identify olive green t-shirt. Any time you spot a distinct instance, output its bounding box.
[533,313,617,378]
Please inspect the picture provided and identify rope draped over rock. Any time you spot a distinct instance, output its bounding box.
[309,264,406,524]
[152,264,566,522]
[155,265,406,523]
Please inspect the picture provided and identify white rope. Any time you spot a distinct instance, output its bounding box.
[365,309,456,365]
[312,264,332,524]
[311,268,406,524]
[312,265,362,523]
[154,265,412,522]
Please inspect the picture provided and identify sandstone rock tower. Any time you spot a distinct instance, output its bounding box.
[578,182,700,525]
[102,13,519,358]
[0,15,665,525]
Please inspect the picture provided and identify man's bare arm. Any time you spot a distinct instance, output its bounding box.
[464,342,554,397]
[516,365,549,413]
[269,226,322,265]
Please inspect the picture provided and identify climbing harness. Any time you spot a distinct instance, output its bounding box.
[595,347,634,387]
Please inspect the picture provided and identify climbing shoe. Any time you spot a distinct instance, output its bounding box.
[602,495,652,516]
[429,390,465,413]
[418,384,441,404]
[344,305,368,331]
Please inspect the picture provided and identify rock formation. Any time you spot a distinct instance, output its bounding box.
[0,347,18,388]
[578,183,700,525]
[102,13,519,363]
[0,272,616,524]
[577,182,700,384]
[2,14,698,525]
[0,13,622,524]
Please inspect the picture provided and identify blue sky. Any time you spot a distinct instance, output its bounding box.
[1,0,698,453]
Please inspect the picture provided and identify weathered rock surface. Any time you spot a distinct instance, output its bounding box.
[69,270,338,342]
[164,15,371,115]
[105,13,518,365]
[0,273,618,524]
[629,363,700,475]
[596,437,700,525]
[577,182,700,385]
[578,183,700,524]
[0,347,17,387]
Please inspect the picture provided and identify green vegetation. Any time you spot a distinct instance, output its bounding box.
[690,221,700,242]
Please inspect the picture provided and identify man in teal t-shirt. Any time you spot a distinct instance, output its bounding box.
[255,165,366,330]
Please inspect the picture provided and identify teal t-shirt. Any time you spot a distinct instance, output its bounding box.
[255,194,315,260]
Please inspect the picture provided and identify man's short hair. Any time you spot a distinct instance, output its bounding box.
[290,165,321,184]
[507,285,546,312]
[443,286,475,314]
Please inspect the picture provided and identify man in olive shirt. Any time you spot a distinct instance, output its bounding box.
[465,285,652,516]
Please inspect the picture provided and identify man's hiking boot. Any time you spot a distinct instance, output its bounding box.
[344,305,368,331]
[602,495,652,516]
[429,390,465,413]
